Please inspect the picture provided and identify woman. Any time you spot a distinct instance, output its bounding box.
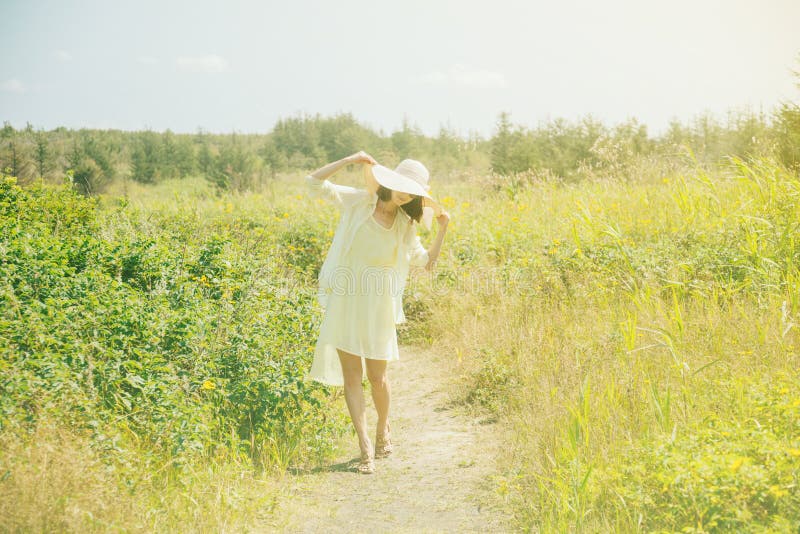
[305,150,449,474]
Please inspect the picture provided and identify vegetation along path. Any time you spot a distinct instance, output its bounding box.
[270,343,511,533]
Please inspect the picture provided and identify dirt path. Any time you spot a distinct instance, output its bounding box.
[270,343,512,533]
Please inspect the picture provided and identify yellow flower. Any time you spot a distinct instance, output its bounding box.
[202,380,216,391]
[788,448,800,457]
[729,457,746,473]
[769,485,788,498]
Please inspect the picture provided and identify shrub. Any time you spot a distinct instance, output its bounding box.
[0,175,343,470]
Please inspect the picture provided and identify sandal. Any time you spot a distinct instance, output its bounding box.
[357,450,375,475]
[375,423,393,459]
[356,440,375,474]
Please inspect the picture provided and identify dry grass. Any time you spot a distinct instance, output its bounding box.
[0,418,285,533]
[409,157,800,530]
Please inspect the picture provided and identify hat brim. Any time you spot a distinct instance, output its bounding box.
[366,164,441,205]
[370,164,431,198]
[363,164,444,227]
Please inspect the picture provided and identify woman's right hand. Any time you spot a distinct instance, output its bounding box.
[346,151,377,165]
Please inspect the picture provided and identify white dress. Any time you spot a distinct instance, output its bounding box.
[308,212,403,386]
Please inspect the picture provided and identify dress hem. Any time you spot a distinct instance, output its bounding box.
[305,374,344,387]
[330,344,400,362]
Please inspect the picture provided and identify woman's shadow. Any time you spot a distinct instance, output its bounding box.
[288,457,361,475]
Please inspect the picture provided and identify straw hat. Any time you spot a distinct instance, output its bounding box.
[363,159,443,230]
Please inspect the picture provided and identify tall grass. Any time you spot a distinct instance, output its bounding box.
[411,156,800,531]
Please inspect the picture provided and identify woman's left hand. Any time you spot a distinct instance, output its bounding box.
[347,151,377,165]
[437,210,450,228]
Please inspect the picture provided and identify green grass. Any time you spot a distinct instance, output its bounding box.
[2,155,799,531]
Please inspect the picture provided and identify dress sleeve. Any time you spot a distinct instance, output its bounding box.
[408,233,429,267]
[305,175,368,210]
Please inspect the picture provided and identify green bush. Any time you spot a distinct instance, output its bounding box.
[0,175,342,468]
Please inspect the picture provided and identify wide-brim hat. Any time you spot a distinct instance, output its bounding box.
[363,159,443,230]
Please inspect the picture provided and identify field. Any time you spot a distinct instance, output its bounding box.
[1,152,799,531]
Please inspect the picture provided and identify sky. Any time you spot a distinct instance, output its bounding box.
[1,0,799,139]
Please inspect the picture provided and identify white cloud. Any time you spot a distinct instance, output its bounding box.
[137,56,159,65]
[175,54,228,73]
[410,64,508,89]
[55,49,73,62]
[1,79,26,93]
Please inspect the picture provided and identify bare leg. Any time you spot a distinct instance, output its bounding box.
[365,358,390,441]
[337,349,372,458]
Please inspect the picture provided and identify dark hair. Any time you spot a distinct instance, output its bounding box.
[376,185,423,223]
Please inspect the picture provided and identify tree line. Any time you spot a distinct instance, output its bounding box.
[0,114,481,194]
[490,106,799,178]
[1,99,798,195]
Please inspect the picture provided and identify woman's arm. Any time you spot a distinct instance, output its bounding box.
[306,151,377,209]
[424,211,450,271]
[309,151,376,181]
